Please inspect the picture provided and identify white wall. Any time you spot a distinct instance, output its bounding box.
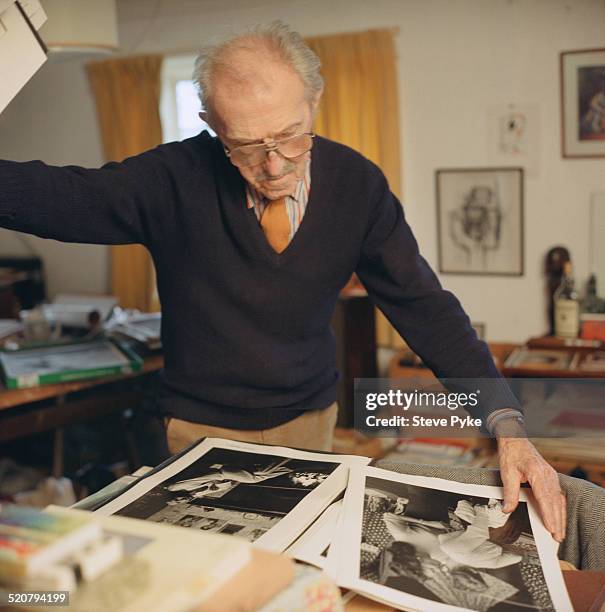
[0,57,108,297]
[1,0,604,340]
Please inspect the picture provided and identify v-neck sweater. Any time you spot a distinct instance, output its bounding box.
[0,132,518,428]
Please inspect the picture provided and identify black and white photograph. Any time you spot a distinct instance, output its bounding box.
[95,438,370,551]
[436,168,524,276]
[327,466,572,612]
[561,48,605,158]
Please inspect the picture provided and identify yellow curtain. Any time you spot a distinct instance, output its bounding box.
[86,55,162,312]
[306,29,404,348]
[306,28,401,198]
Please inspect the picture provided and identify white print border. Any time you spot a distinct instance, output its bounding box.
[326,466,571,612]
[286,500,342,568]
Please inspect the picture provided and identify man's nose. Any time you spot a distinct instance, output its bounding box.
[262,150,286,177]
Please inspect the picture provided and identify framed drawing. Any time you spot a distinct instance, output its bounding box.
[561,48,605,158]
[436,167,524,276]
[487,103,540,176]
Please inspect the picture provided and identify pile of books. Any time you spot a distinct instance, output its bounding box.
[0,505,119,592]
[0,503,250,611]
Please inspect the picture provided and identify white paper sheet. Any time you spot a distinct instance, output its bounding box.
[286,499,342,568]
[326,466,572,612]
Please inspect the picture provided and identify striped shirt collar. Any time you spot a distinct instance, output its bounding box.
[245,159,311,211]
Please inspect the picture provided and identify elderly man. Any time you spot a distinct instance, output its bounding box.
[0,22,564,541]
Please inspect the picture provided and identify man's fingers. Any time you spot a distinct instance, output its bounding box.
[559,491,567,543]
[501,467,521,513]
[528,475,556,534]
[529,470,565,541]
[498,439,567,542]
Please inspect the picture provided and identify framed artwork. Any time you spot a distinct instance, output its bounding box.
[436,167,524,276]
[561,48,605,158]
[487,103,540,176]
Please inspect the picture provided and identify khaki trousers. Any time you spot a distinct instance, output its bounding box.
[165,402,339,455]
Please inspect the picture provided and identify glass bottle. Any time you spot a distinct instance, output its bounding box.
[554,262,580,338]
[582,274,605,314]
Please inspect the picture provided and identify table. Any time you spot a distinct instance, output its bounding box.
[80,469,605,612]
[0,353,163,475]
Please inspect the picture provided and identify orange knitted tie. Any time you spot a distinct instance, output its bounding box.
[260,197,291,253]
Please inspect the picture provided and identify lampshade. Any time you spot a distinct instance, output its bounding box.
[38,0,118,54]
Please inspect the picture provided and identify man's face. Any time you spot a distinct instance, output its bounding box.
[206,58,317,200]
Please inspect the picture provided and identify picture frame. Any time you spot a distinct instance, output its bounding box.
[560,48,605,158]
[436,167,524,276]
[503,347,576,372]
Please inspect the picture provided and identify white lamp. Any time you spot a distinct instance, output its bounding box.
[38,0,118,54]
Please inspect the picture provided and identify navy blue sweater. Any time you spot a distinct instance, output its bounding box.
[0,132,517,428]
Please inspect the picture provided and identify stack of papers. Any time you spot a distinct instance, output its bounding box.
[94,437,573,611]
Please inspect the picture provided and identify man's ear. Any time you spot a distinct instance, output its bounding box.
[200,110,221,136]
[310,87,324,117]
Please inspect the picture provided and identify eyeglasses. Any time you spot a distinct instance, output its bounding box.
[224,133,315,167]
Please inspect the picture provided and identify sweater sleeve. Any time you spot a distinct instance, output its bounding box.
[0,147,172,246]
[356,172,521,420]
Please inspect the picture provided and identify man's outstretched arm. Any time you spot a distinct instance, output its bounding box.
[356,170,565,542]
[0,146,174,246]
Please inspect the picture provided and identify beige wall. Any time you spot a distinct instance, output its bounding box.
[1,0,603,341]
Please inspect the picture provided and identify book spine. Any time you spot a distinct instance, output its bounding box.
[9,364,136,389]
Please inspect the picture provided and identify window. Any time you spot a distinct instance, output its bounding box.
[160,54,214,143]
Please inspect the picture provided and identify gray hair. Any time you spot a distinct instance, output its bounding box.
[192,21,323,118]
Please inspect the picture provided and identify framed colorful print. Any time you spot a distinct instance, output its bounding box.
[436,167,524,276]
[561,48,605,158]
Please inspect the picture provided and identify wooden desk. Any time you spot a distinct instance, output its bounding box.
[502,336,605,378]
[0,354,163,475]
[0,354,163,413]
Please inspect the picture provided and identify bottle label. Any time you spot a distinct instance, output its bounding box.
[555,299,580,338]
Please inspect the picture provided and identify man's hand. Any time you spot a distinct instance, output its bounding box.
[496,421,566,543]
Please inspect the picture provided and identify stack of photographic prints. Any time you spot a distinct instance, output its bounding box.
[95,438,370,552]
[326,466,572,612]
[285,500,342,568]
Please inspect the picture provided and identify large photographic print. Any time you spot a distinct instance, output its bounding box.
[327,467,572,612]
[96,438,370,552]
